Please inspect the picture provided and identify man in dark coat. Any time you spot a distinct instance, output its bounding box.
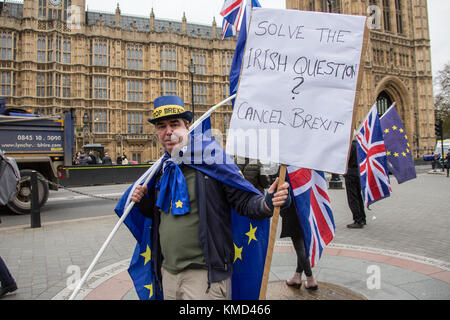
[78,151,90,166]
[130,95,290,300]
[280,203,318,290]
[0,217,17,298]
[446,149,450,177]
[235,156,273,194]
[102,152,112,165]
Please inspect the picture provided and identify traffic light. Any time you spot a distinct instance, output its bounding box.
[435,119,443,137]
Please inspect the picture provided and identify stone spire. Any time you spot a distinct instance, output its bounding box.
[150,8,155,32]
[182,12,187,35]
[212,17,217,39]
[115,3,121,27]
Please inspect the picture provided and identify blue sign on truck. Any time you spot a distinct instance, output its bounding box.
[0,129,64,153]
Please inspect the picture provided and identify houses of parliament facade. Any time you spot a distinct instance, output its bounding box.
[0,0,435,163]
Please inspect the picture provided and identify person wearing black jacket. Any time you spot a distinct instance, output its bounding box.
[446,149,450,178]
[102,152,112,165]
[344,139,366,228]
[0,217,17,298]
[131,95,290,300]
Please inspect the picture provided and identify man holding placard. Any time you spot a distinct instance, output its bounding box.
[129,95,290,300]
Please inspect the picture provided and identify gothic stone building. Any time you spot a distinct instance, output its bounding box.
[0,0,436,162]
[287,0,436,157]
[0,0,235,163]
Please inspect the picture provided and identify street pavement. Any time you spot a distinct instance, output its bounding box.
[0,167,449,300]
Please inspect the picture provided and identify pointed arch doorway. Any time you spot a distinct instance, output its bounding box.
[376,91,393,116]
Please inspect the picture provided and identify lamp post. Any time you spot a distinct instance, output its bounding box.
[414,110,420,159]
[325,0,343,189]
[82,111,90,146]
[188,58,195,120]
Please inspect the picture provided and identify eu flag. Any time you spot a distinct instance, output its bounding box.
[114,123,269,300]
[114,160,166,300]
[379,104,416,184]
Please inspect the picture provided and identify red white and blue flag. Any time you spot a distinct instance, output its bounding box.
[220,0,244,40]
[287,167,335,268]
[356,104,392,208]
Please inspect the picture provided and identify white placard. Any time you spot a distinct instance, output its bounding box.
[226,8,367,174]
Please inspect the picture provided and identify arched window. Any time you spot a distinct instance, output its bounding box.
[376,91,393,116]
[395,0,403,34]
[321,0,341,13]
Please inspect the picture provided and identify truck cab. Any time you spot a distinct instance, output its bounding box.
[0,99,74,214]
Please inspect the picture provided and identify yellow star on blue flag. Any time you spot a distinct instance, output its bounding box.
[233,243,243,263]
[140,245,151,266]
[143,284,153,299]
[245,223,258,245]
[175,200,183,208]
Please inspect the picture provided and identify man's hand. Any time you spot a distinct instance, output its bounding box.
[131,185,148,203]
[264,178,290,211]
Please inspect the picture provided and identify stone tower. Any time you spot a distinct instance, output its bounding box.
[22,0,86,21]
[0,0,235,162]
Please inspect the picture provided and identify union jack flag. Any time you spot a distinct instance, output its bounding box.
[220,0,244,40]
[356,104,392,208]
[287,167,335,268]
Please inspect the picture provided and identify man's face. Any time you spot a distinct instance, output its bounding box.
[155,118,190,154]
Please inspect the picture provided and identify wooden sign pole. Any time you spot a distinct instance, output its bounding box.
[259,164,287,300]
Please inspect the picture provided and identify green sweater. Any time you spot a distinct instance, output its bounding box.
[158,166,207,274]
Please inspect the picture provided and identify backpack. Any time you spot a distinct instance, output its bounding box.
[0,150,21,206]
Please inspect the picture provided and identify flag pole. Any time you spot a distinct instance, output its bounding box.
[68,94,236,300]
[259,164,287,300]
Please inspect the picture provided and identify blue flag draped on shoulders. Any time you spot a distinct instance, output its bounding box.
[379,104,416,184]
[114,122,270,300]
[229,0,261,105]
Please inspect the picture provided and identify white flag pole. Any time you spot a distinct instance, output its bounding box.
[68,94,236,300]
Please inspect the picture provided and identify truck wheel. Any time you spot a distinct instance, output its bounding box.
[7,169,49,215]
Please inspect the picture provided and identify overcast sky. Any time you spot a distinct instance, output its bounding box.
[84,0,449,90]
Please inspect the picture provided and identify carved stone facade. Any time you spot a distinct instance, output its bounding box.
[286,0,436,157]
[0,0,235,163]
[0,0,436,161]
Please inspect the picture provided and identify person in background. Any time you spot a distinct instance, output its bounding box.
[235,156,272,194]
[73,151,81,165]
[102,152,112,165]
[280,203,318,290]
[78,151,90,166]
[344,139,366,229]
[88,151,97,165]
[446,149,450,177]
[0,217,17,298]
[236,159,317,290]
[116,153,122,165]
[121,154,128,165]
